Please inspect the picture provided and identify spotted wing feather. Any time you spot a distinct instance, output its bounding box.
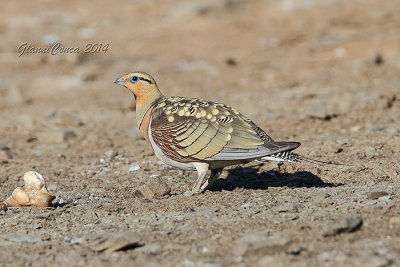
[150,97,300,162]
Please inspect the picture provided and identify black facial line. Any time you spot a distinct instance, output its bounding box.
[139,77,153,84]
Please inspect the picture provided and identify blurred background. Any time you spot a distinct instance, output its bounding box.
[0,0,399,265]
[1,0,399,128]
[1,0,399,159]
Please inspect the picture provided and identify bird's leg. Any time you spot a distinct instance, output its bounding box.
[184,162,209,196]
[199,168,223,193]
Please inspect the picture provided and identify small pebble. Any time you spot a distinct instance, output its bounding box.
[105,149,117,160]
[234,232,291,258]
[90,231,142,253]
[322,216,363,237]
[367,191,388,200]
[70,236,86,244]
[128,164,140,172]
[135,176,171,199]
[5,233,39,243]
[365,147,377,157]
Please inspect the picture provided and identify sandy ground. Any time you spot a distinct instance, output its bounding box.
[0,0,400,266]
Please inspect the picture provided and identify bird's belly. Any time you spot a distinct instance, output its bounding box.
[154,149,196,170]
[207,159,252,169]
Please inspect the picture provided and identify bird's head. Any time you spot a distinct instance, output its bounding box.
[114,72,159,101]
[115,71,163,126]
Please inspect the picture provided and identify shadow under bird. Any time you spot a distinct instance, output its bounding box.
[115,72,336,195]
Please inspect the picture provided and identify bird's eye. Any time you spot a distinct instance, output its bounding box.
[129,76,139,83]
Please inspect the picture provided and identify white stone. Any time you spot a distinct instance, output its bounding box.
[128,164,140,172]
[23,171,46,191]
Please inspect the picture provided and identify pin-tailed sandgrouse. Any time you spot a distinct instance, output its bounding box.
[115,72,328,195]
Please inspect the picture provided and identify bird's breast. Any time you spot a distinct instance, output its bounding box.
[139,105,154,145]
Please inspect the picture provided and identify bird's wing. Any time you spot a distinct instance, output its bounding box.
[150,97,300,162]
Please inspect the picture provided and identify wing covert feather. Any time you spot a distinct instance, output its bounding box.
[150,97,297,162]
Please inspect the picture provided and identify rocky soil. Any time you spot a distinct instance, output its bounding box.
[0,0,399,266]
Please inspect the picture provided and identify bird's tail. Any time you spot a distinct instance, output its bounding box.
[261,151,352,167]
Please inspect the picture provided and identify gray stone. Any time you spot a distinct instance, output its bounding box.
[128,163,140,172]
[322,216,363,237]
[33,212,52,219]
[5,233,39,243]
[135,243,162,254]
[365,146,377,157]
[235,232,291,258]
[135,177,171,199]
[362,256,390,267]
[70,236,86,244]
[367,191,388,200]
[90,231,142,253]
[105,149,117,160]
[378,195,392,202]
[257,255,287,267]
[276,203,302,213]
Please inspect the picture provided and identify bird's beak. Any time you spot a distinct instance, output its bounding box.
[114,77,125,86]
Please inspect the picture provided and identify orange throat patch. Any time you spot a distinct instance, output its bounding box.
[139,105,154,146]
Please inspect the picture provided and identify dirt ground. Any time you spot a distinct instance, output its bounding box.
[1,0,399,266]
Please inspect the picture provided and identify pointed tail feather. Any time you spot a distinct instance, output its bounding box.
[262,151,353,167]
[291,153,353,166]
